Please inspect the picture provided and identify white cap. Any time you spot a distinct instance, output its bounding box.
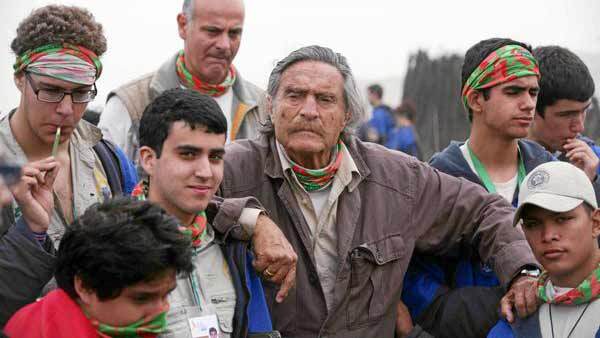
[513,161,598,226]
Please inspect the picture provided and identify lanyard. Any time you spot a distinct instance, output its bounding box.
[466,141,526,194]
[188,249,203,311]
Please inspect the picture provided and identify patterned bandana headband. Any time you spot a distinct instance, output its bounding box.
[131,180,208,248]
[461,44,540,110]
[537,263,600,305]
[14,43,102,85]
[290,140,344,192]
[176,50,236,97]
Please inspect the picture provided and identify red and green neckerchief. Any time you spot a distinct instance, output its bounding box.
[13,43,102,81]
[289,140,344,192]
[538,263,600,305]
[131,180,207,248]
[461,44,539,110]
[89,311,167,338]
[175,50,236,97]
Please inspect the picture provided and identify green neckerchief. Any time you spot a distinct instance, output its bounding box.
[466,141,526,194]
[89,311,167,337]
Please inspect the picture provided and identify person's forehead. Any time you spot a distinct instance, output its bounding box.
[193,0,244,24]
[123,269,177,293]
[495,75,539,89]
[165,121,226,148]
[545,98,592,114]
[280,61,344,91]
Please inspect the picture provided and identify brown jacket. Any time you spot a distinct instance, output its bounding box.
[219,134,537,338]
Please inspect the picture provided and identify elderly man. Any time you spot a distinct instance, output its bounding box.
[218,45,540,337]
[99,0,265,162]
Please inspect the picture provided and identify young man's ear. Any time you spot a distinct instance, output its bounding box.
[467,90,484,118]
[138,146,158,177]
[591,208,600,239]
[74,275,95,305]
[14,74,25,93]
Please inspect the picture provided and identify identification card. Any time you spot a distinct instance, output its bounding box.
[189,314,220,338]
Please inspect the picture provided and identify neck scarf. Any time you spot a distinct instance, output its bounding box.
[89,312,167,338]
[289,140,344,192]
[131,180,207,248]
[538,263,600,305]
[14,43,102,85]
[461,44,539,110]
[175,50,236,97]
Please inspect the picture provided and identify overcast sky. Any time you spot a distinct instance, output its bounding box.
[1,0,599,113]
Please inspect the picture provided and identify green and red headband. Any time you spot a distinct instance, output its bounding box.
[461,44,540,110]
[13,43,102,85]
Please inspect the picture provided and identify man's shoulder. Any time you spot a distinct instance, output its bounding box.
[351,138,427,184]
[518,139,555,170]
[108,72,155,100]
[233,72,265,104]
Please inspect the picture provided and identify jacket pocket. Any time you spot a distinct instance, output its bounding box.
[347,234,406,328]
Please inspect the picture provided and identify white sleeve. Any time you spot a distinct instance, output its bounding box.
[98,96,132,152]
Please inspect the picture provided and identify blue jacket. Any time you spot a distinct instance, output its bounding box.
[578,135,600,176]
[221,240,274,336]
[385,126,420,158]
[402,139,555,320]
[368,105,395,143]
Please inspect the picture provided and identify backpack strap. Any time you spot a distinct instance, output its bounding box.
[93,139,124,197]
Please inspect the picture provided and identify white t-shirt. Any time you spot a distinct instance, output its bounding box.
[460,143,518,203]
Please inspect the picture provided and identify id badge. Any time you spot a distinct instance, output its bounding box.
[187,309,220,338]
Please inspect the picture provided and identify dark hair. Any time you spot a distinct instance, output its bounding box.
[394,100,417,122]
[139,88,227,157]
[11,5,107,56]
[534,46,595,117]
[55,197,193,301]
[209,327,218,334]
[461,38,533,121]
[368,84,383,99]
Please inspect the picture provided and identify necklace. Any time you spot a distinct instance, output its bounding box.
[549,302,592,338]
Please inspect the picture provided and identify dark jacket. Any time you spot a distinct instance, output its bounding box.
[219,134,537,338]
[220,238,274,336]
[402,139,600,337]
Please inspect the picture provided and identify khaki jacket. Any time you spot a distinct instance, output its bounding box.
[219,134,537,338]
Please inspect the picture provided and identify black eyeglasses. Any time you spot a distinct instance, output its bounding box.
[25,72,97,103]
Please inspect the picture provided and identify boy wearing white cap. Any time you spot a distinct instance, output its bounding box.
[488,161,600,337]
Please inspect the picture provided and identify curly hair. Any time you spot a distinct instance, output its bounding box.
[11,5,107,56]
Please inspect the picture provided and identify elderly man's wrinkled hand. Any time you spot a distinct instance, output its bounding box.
[252,214,298,303]
[500,276,539,323]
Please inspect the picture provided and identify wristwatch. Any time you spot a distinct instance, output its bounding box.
[518,266,542,278]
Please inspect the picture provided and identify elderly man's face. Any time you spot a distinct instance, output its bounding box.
[178,0,244,84]
[270,61,348,168]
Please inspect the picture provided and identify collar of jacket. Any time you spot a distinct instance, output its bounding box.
[263,133,370,185]
[429,139,554,184]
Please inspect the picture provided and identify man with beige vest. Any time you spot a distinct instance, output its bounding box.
[98,0,265,162]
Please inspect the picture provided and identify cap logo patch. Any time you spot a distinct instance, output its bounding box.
[527,169,549,189]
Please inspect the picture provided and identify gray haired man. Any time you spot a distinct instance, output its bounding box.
[217,45,540,337]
